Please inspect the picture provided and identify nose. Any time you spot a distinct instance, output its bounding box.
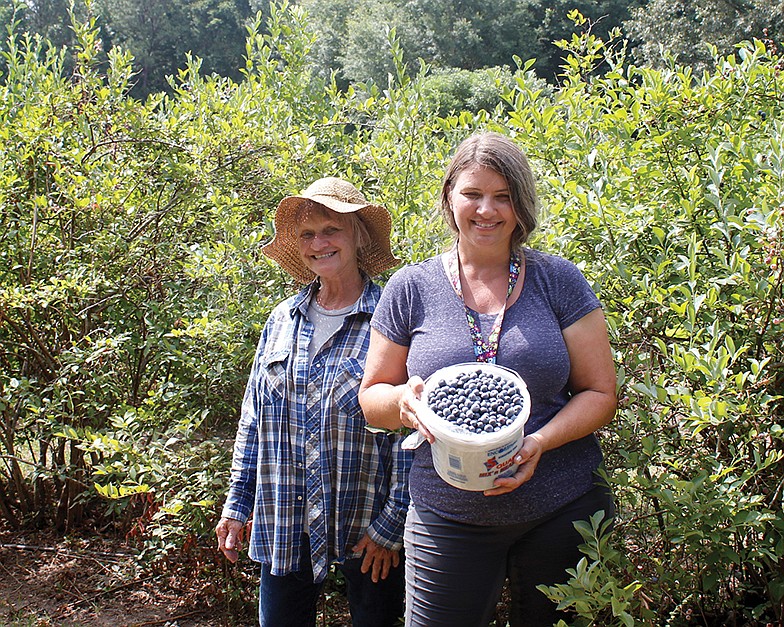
[476,197,496,215]
[310,233,331,248]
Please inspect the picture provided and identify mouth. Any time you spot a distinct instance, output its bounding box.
[312,252,336,260]
[473,221,501,230]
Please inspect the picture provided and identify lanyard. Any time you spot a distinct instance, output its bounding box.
[445,247,521,363]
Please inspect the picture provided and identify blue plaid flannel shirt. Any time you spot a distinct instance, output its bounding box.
[221,279,412,583]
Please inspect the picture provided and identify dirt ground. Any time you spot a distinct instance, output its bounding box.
[0,527,514,627]
[0,527,358,627]
[0,529,223,626]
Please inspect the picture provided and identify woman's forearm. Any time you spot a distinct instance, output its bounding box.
[533,389,616,453]
[359,382,407,430]
[360,329,412,430]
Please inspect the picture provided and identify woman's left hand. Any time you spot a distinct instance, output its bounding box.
[483,432,545,496]
[353,533,400,582]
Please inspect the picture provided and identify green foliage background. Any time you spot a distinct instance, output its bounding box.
[0,2,782,624]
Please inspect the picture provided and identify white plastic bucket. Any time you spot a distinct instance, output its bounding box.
[406,362,531,491]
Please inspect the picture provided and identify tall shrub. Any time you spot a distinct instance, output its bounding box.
[500,19,784,625]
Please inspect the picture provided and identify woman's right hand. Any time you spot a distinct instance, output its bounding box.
[400,376,434,443]
[216,517,247,563]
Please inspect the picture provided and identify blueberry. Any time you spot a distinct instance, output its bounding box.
[428,368,525,434]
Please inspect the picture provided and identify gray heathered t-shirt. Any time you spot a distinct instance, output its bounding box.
[371,248,606,526]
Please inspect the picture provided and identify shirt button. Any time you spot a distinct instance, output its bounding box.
[297,496,303,501]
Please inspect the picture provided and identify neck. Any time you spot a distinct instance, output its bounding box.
[456,240,513,275]
[450,241,520,314]
[316,271,365,310]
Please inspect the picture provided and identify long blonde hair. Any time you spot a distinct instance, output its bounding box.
[440,132,539,249]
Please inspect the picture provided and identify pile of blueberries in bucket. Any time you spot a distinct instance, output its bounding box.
[427,368,526,435]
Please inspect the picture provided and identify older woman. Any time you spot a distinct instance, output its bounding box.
[216,177,410,627]
[359,134,617,626]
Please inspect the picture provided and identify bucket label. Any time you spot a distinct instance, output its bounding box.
[446,469,468,483]
[448,454,463,470]
[484,456,498,471]
[489,441,518,457]
[478,455,515,478]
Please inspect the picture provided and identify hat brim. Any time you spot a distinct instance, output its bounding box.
[261,195,400,283]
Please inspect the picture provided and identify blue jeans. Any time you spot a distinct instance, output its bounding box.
[404,484,614,627]
[258,535,405,627]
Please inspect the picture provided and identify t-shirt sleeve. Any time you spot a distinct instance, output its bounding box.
[371,265,416,347]
[543,254,602,329]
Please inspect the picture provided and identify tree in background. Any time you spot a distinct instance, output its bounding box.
[96,0,184,95]
[297,0,634,85]
[96,0,252,97]
[0,1,22,77]
[510,0,635,81]
[7,0,784,99]
[336,0,417,86]
[183,0,254,80]
[410,0,634,80]
[17,0,73,51]
[293,0,355,85]
[403,0,503,70]
[0,0,89,79]
[624,0,784,70]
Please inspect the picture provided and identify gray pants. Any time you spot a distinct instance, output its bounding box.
[403,484,614,627]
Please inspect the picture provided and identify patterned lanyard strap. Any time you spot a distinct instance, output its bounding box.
[446,247,521,363]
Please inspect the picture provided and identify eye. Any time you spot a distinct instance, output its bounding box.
[323,226,340,236]
[299,231,315,241]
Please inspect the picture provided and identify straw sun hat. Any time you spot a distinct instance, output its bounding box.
[262,177,400,283]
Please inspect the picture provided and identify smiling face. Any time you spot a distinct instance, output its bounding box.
[296,208,360,281]
[439,133,539,249]
[448,165,516,253]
